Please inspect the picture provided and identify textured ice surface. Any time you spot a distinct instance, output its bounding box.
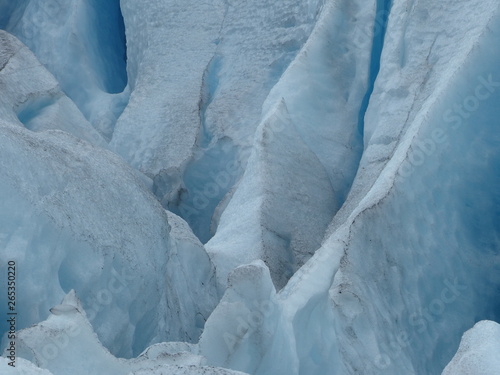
[0,123,217,357]
[110,0,225,175]
[442,321,500,375]
[206,0,377,290]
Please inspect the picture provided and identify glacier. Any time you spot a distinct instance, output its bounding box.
[1,0,500,374]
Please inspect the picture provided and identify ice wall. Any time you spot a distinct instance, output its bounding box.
[110,0,324,243]
[0,0,129,138]
[0,30,105,147]
[110,0,226,177]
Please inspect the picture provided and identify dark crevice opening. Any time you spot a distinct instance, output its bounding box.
[88,0,128,94]
[357,0,392,140]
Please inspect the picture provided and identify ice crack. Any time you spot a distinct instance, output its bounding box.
[357,0,393,140]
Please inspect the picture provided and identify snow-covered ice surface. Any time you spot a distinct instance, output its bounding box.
[1,0,500,374]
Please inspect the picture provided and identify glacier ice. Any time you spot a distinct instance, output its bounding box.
[0,30,219,359]
[3,290,248,375]
[0,0,129,139]
[205,100,338,290]
[199,261,279,374]
[1,0,500,374]
[111,0,325,243]
[0,122,217,357]
[442,321,500,375]
[206,0,378,291]
[202,0,500,373]
[110,0,225,176]
[0,30,106,147]
[0,357,55,375]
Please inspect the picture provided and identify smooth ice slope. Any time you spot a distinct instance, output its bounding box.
[442,321,500,375]
[261,0,377,204]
